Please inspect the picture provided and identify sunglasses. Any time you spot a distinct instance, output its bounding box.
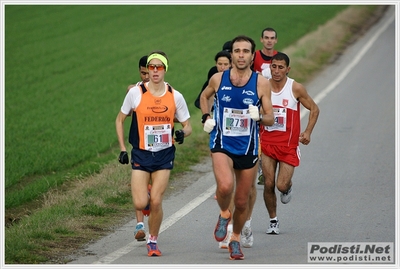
[147,64,165,71]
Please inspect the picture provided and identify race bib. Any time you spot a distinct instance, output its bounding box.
[144,123,172,151]
[266,108,287,132]
[222,107,251,136]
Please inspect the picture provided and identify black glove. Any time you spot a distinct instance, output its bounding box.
[174,130,185,144]
[118,151,129,164]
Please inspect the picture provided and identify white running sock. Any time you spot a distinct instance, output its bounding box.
[245,218,252,227]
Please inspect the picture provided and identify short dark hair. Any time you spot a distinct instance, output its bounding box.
[271,52,290,66]
[261,27,277,38]
[231,35,256,54]
[214,50,231,62]
[222,41,232,52]
[139,55,148,69]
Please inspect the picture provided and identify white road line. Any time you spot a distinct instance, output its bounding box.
[93,12,394,264]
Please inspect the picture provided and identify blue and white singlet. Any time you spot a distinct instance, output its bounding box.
[209,69,260,156]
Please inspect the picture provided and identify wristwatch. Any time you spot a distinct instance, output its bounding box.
[201,113,210,124]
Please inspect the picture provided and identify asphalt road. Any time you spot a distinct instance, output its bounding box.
[69,5,396,268]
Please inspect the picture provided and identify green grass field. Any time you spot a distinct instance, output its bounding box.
[5,5,349,209]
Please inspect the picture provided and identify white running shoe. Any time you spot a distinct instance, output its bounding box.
[266,219,280,235]
[134,223,146,241]
[219,224,232,249]
[280,187,292,204]
[240,225,253,248]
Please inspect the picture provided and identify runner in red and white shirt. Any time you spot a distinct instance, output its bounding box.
[252,27,279,79]
[260,52,319,235]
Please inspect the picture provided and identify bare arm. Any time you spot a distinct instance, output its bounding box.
[257,75,275,126]
[177,119,192,137]
[199,73,222,120]
[115,111,129,151]
[293,81,320,145]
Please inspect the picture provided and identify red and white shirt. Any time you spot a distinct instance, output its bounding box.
[260,77,300,148]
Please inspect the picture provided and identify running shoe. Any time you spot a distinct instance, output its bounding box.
[134,223,146,241]
[214,214,231,242]
[266,219,280,235]
[228,240,244,260]
[142,184,151,216]
[240,225,253,248]
[280,186,292,204]
[147,242,162,257]
[219,224,232,249]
